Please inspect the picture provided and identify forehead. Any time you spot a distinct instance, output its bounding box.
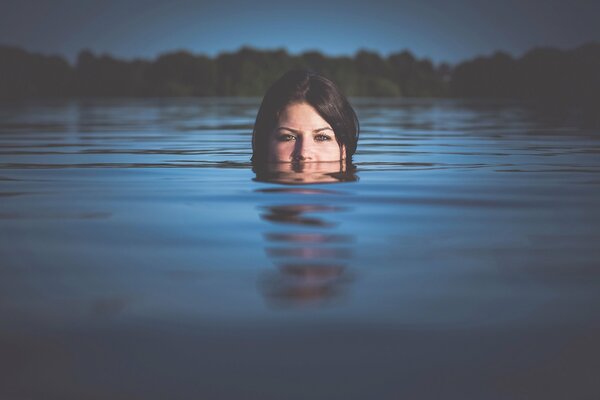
[277,102,331,130]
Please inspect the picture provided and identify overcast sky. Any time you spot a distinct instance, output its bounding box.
[1,0,599,64]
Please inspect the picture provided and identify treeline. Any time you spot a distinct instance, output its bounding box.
[450,43,600,104]
[0,43,598,102]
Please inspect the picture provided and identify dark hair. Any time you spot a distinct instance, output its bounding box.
[251,69,359,164]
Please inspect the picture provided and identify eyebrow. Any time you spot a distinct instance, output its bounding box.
[276,126,333,134]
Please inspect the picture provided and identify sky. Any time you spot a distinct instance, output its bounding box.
[1,0,599,65]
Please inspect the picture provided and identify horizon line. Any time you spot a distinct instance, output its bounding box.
[1,40,598,68]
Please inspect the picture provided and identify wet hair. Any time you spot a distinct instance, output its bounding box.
[251,69,360,164]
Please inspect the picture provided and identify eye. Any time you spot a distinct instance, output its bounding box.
[314,134,332,142]
[277,134,296,142]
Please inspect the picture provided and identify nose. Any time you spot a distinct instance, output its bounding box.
[292,138,314,161]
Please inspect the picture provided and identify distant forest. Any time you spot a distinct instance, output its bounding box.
[1,43,598,103]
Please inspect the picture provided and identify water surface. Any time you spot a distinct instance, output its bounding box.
[1,98,599,399]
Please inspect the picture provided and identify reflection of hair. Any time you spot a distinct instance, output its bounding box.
[251,69,360,164]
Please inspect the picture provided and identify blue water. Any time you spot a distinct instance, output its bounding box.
[1,98,599,399]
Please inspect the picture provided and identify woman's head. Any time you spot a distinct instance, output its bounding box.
[252,69,359,164]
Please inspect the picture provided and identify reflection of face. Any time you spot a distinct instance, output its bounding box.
[260,161,348,184]
[268,102,346,163]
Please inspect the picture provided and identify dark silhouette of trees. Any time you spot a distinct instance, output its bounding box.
[146,51,216,96]
[75,50,149,97]
[450,51,517,98]
[0,45,73,100]
[449,43,600,105]
[215,47,300,96]
[1,42,598,104]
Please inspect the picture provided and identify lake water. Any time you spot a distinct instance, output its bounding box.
[1,98,599,399]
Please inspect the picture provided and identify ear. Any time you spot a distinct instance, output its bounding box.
[341,145,347,161]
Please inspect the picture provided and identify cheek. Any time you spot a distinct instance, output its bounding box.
[268,139,292,159]
[322,141,343,159]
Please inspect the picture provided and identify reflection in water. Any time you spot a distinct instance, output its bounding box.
[255,162,358,307]
[253,160,358,185]
[260,204,342,227]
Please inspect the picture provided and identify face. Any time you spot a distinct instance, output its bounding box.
[267,102,346,163]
